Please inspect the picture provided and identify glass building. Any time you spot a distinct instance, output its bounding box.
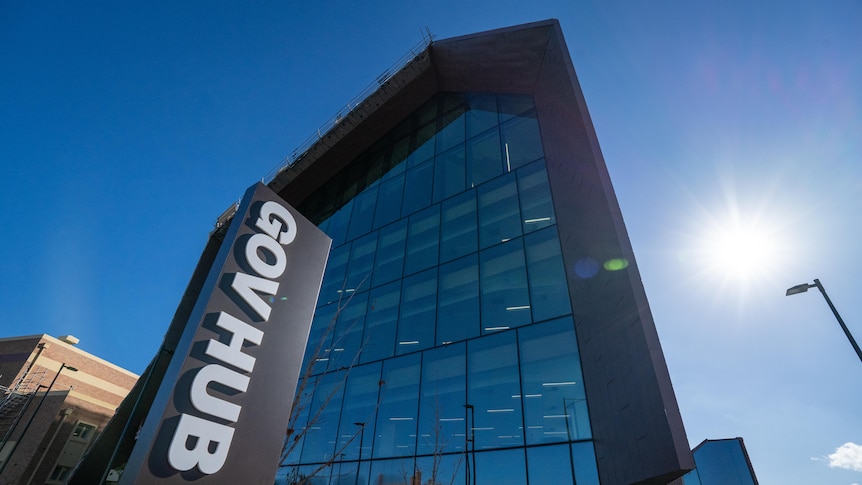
[682,439,759,485]
[269,20,693,485]
[68,20,745,485]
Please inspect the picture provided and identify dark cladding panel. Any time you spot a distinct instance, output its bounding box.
[531,24,693,484]
[119,183,331,484]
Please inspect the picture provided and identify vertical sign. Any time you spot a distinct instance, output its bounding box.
[120,183,331,484]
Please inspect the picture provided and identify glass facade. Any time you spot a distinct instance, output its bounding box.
[277,93,599,485]
[682,439,758,485]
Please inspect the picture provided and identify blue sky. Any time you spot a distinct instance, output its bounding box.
[2,1,861,483]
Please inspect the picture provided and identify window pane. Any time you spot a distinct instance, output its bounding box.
[480,239,530,332]
[384,137,409,181]
[433,145,466,203]
[572,441,600,485]
[345,232,377,294]
[527,444,574,485]
[303,302,337,375]
[410,121,436,167]
[401,159,434,216]
[346,186,378,241]
[440,189,477,263]
[417,343,466,455]
[276,465,329,485]
[525,226,572,322]
[517,159,555,234]
[373,219,407,287]
[478,171,521,249]
[436,110,465,154]
[437,254,479,344]
[318,244,350,306]
[397,268,437,354]
[467,128,502,187]
[368,458,413,485]
[519,317,590,444]
[373,173,405,229]
[361,281,400,363]
[374,354,421,458]
[330,291,367,370]
[501,112,543,171]
[324,201,352,250]
[300,370,346,464]
[336,362,382,461]
[466,93,499,138]
[467,331,523,449]
[474,449,527,484]
[415,452,466,485]
[498,94,535,122]
[404,205,440,275]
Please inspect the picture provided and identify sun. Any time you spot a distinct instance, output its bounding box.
[701,221,779,281]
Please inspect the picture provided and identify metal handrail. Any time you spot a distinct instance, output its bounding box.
[261,30,434,185]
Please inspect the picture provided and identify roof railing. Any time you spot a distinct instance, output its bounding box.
[260,28,434,185]
[213,29,434,230]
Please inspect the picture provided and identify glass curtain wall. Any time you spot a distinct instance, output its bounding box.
[277,93,599,485]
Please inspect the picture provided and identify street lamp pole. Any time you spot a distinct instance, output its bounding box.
[786,278,862,364]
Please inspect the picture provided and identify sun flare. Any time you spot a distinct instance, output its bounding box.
[702,223,778,281]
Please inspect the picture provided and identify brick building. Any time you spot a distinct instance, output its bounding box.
[0,334,137,484]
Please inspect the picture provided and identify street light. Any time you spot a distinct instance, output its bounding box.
[0,363,78,476]
[786,278,862,364]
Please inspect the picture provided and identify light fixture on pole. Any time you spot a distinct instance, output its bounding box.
[786,278,862,364]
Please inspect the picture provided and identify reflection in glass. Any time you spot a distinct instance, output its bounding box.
[402,160,434,216]
[437,255,479,344]
[336,363,381,461]
[287,92,608,485]
[433,145,466,203]
[374,354,421,458]
[300,370,346,464]
[468,331,523,450]
[347,186,378,241]
[525,226,572,322]
[324,200,352,248]
[436,109,465,154]
[572,441,601,485]
[527,444,574,485]
[517,159,555,234]
[345,232,377,293]
[478,171,521,249]
[501,112,543,171]
[467,128,502,187]
[318,244,350,306]
[440,189,477,263]
[410,121,436,167]
[404,205,440,275]
[474,448,527,485]
[303,303,337,375]
[480,239,530,332]
[361,282,400,363]
[397,268,437,354]
[373,173,405,230]
[465,93,498,138]
[519,317,590,445]
[330,291,367,370]
[417,343,466,456]
[373,219,407,287]
[498,94,535,122]
[415,452,466,485]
